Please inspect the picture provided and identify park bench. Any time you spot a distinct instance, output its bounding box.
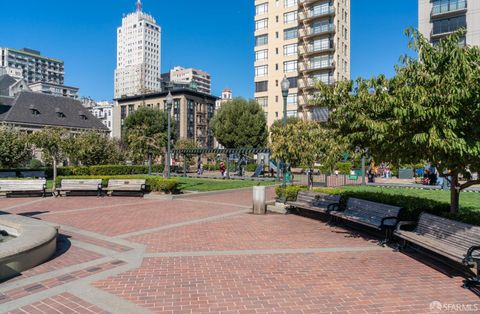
[20,170,46,178]
[0,172,17,179]
[0,179,47,197]
[394,212,480,287]
[287,191,341,214]
[57,179,102,197]
[104,179,146,196]
[330,198,402,244]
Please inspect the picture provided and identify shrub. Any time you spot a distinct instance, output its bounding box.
[313,187,480,226]
[246,163,259,172]
[275,185,306,201]
[55,175,178,193]
[335,162,352,175]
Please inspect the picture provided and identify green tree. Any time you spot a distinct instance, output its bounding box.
[123,107,172,163]
[174,138,199,167]
[210,98,268,148]
[66,131,124,166]
[314,28,480,213]
[0,127,32,168]
[30,127,69,188]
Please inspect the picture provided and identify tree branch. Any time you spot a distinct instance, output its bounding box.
[460,179,480,191]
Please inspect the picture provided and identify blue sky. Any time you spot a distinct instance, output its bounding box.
[0,0,417,100]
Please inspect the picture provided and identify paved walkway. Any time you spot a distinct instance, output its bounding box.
[0,188,478,313]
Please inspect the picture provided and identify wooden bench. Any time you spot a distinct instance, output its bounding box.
[0,172,17,179]
[287,191,341,214]
[0,180,47,197]
[20,171,46,178]
[104,179,146,196]
[57,179,102,197]
[395,212,480,287]
[330,198,402,244]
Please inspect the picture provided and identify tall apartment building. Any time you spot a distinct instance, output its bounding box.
[419,0,480,46]
[169,66,212,95]
[254,0,350,127]
[0,48,64,85]
[114,0,161,99]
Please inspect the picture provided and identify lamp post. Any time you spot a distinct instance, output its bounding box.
[281,76,290,190]
[165,91,173,178]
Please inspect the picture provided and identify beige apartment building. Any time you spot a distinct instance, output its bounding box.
[419,0,480,46]
[254,0,350,127]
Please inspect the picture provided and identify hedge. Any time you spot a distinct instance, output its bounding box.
[0,165,164,179]
[55,175,178,193]
[313,187,480,226]
[275,185,307,201]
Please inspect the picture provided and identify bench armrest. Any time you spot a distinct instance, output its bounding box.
[395,221,417,232]
[326,203,340,213]
[380,216,400,228]
[463,246,480,265]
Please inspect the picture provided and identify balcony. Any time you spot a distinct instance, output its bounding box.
[299,60,335,73]
[300,24,335,39]
[299,77,335,90]
[431,1,467,18]
[299,6,335,22]
[299,43,334,57]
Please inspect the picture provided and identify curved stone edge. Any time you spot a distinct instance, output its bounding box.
[0,214,59,281]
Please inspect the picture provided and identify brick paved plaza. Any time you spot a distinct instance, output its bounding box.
[0,188,479,313]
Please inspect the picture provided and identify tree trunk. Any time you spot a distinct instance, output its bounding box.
[53,158,57,192]
[450,173,460,214]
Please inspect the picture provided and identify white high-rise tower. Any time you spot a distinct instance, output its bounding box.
[114,0,161,99]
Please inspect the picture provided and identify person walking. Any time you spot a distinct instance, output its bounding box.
[219,162,226,178]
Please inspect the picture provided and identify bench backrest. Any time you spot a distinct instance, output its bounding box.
[0,172,17,178]
[61,179,102,188]
[312,193,341,208]
[415,213,480,251]
[345,198,402,226]
[296,191,318,204]
[0,179,46,191]
[107,179,146,188]
[20,171,46,178]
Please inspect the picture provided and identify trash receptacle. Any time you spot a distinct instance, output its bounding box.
[253,186,266,215]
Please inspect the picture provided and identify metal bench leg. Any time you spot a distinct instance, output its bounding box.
[379,228,392,247]
[463,260,480,288]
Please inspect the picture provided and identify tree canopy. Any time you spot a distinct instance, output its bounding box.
[123,107,173,163]
[66,131,124,166]
[210,98,268,149]
[314,28,480,213]
[0,127,32,168]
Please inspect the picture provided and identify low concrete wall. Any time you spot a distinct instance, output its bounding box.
[0,214,59,281]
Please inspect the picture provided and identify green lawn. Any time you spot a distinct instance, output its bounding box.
[340,186,480,212]
[175,177,275,192]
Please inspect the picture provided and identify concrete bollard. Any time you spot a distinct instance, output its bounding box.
[253,186,266,215]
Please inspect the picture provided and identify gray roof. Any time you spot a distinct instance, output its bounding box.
[0,75,17,96]
[0,91,109,131]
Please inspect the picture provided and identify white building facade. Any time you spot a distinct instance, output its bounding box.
[28,82,79,99]
[83,101,115,137]
[169,66,211,95]
[419,0,480,46]
[215,88,233,110]
[0,48,64,85]
[114,0,162,99]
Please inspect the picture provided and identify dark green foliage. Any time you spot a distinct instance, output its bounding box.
[275,185,306,201]
[210,98,268,149]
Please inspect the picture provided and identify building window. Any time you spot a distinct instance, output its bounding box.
[432,0,467,15]
[287,77,298,88]
[255,3,268,15]
[255,81,268,93]
[283,60,297,73]
[432,15,466,35]
[287,110,298,118]
[255,49,268,61]
[283,44,297,56]
[287,94,298,106]
[255,34,268,46]
[255,18,268,31]
[284,27,298,40]
[284,11,297,24]
[284,0,297,8]
[256,97,268,108]
[255,65,268,77]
